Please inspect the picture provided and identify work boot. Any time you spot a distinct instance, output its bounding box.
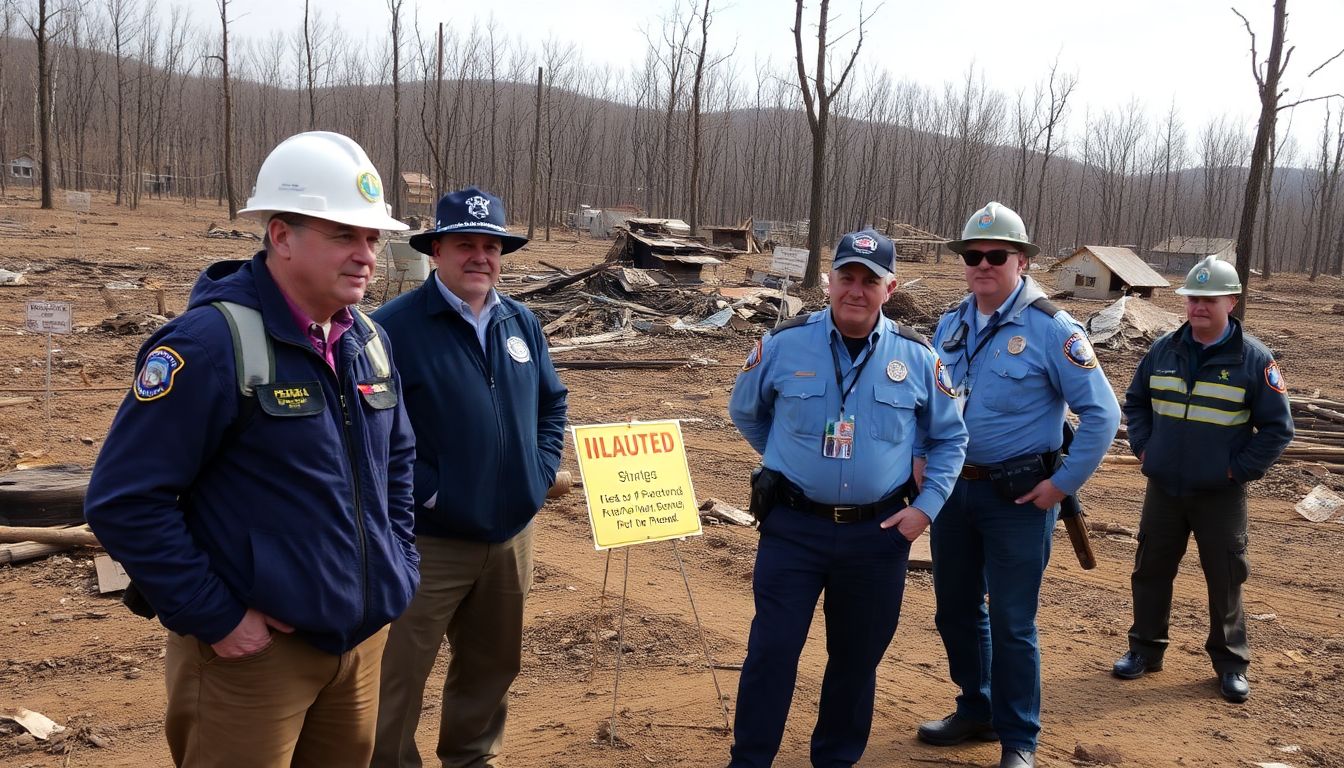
[916,713,998,746]
[1219,671,1250,703]
[1112,651,1162,680]
[999,747,1035,768]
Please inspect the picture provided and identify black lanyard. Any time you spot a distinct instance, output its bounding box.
[830,334,875,418]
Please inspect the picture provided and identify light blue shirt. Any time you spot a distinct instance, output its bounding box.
[729,309,968,517]
[433,276,500,351]
[928,276,1121,494]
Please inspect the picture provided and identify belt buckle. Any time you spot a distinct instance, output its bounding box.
[832,505,858,523]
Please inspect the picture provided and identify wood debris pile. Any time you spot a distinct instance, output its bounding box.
[503,262,821,344]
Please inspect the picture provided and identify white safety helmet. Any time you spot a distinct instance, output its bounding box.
[239,131,408,231]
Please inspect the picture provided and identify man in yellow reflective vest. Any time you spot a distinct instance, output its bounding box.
[1111,255,1293,703]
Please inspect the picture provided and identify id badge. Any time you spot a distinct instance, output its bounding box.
[823,415,856,460]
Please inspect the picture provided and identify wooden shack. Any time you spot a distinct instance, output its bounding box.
[1147,236,1235,274]
[1052,245,1170,299]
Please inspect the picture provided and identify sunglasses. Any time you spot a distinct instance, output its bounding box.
[960,249,1019,267]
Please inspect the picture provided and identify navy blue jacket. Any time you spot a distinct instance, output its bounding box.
[85,254,420,654]
[372,274,568,542]
[1124,319,1294,497]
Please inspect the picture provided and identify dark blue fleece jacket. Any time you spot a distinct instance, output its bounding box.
[372,274,568,542]
[85,254,419,654]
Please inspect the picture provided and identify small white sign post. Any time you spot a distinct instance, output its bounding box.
[26,300,73,427]
[66,191,91,257]
[769,246,809,328]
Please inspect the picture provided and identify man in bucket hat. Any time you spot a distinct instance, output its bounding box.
[370,187,568,768]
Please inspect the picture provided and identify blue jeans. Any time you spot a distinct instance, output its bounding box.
[729,505,912,768]
[929,477,1056,752]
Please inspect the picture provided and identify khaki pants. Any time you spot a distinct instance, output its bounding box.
[372,525,535,768]
[164,625,389,768]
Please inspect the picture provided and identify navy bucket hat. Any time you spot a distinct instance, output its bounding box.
[409,186,529,256]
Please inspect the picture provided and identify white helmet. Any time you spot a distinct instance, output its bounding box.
[239,131,408,231]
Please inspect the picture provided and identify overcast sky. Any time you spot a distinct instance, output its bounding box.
[200,0,1343,155]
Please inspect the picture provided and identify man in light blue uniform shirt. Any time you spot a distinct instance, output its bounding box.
[912,202,1120,768]
[727,230,967,768]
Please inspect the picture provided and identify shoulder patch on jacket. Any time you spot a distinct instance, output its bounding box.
[133,346,185,402]
[742,339,763,372]
[1264,361,1287,394]
[935,358,957,397]
[1062,332,1097,369]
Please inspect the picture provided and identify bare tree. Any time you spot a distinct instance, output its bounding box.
[212,0,236,219]
[527,65,541,239]
[1029,58,1076,243]
[687,0,712,236]
[1232,0,1344,313]
[24,0,59,208]
[387,0,403,218]
[793,0,871,288]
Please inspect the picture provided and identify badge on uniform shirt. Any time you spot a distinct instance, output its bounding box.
[1008,335,1027,355]
[133,346,184,402]
[742,339,763,371]
[823,415,855,460]
[506,336,532,363]
[886,359,908,382]
[1265,361,1287,393]
[935,358,957,397]
[1062,332,1097,369]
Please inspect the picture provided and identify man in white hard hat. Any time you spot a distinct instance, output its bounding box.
[1112,255,1293,703]
[86,131,420,767]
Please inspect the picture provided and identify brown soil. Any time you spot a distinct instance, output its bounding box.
[2,193,1344,767]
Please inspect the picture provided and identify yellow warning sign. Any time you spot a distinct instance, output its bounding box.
[571,420,702,550]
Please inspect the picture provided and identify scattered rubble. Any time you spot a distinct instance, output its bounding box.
[0,267,25,285]
[204,223,260,240]
[1085,296,1181,349]
[99,311,169,335]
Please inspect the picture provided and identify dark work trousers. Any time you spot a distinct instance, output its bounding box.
[728,505,912,768]
[929,477,1057,753]
[1128,481,1251,674]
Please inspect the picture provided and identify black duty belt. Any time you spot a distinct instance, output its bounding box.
[778,479,910,524]
[959,451,1060,482]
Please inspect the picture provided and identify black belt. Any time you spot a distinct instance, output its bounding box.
[778,479,910,524]
[959,451,1060,481]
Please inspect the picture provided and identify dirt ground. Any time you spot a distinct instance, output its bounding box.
[2,192,1343,768]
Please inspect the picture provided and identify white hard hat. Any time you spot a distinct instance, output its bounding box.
[239,131,408,231]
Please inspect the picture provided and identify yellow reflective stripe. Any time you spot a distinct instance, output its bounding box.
[1192,381,1245,403]
[1186,404,1250,426]
[1151,398,1187,419]
[1150,375,1187,394]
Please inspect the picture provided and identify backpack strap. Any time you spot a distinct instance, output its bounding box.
[352,308,391,379]
[211,301,273,397]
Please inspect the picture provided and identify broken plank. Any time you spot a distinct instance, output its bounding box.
[511,261,613,298]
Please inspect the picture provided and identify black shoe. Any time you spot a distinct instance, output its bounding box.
[916,713,998,746]
[1112,651,1162,680]
[1219,671,1249,702]
[999,748,1035,768]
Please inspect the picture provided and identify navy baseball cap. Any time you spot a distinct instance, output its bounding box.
[409,186,529,255]
[831,229,895,278]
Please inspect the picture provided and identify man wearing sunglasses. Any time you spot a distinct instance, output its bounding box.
[913,202,1120,768]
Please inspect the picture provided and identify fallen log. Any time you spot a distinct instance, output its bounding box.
[1304,403,1344,425]
[0,541,77,566]
[0,464,90,527]
[0,524,99,547]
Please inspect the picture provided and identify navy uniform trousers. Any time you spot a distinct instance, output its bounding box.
[929,476,1056,753]
[1127,481,1251,673]
[728,504,911,768]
